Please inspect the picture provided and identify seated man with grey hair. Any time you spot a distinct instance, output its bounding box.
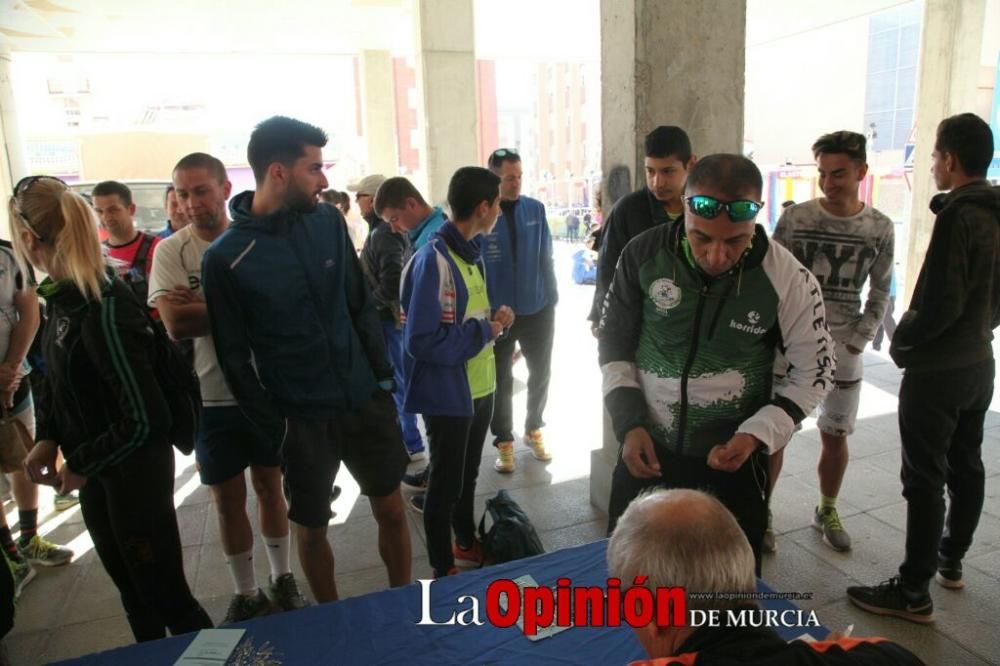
[608,489,922,664]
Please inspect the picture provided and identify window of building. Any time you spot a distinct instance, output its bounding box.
[863,1,922,151]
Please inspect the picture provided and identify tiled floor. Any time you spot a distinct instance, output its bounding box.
[5,243,1000,664]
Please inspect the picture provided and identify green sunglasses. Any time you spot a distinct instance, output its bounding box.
[685,195,763,222]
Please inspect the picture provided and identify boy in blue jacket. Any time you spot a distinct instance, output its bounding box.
[400,167,514,577]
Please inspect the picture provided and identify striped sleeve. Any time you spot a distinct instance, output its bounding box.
[65,296,172,476]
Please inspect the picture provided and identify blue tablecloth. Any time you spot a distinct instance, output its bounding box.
[60,539,825,665]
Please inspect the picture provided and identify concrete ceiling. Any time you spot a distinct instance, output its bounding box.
[0,0,414,54]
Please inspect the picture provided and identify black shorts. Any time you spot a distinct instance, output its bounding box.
[196,406,281,485]
[282,391,408,528]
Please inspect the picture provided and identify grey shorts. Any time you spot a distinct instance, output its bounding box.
[817,342,864,437]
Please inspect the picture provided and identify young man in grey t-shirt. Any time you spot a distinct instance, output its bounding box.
[770,131,894,553]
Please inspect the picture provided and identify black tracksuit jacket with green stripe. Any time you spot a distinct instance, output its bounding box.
[35,275,171,476]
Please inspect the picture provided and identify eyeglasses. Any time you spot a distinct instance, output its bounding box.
[11,175,66,239]
[685,195,763,222]
[355,193,372,202]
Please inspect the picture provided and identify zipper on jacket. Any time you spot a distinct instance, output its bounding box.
[677,283,710,456]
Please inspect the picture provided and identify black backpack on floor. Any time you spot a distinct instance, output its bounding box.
[478,490,545,564]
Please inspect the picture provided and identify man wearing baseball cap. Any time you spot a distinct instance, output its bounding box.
[348,174,386,228]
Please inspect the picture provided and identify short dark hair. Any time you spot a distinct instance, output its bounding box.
[91,180,133,206]
[174,152,228,184]
[645,126,692,162]
[685,154,763,200]
[165,184,175,203]
[812,130,867,162]
[247,116,328,183]
[487,148,521,171]
[935,113,994,178]
[373,177,427,216]
[448,167,501,220]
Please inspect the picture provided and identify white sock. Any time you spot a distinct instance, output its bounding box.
[226,549,257,597]
[263,534,292,579]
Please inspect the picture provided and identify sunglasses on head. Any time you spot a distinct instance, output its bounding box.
[489,148,519,167]
[11,175,67,239]
[685,195,763,223]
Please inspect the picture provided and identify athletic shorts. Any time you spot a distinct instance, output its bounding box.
[816,342,863,437]
[282,391,408,528]
[196,406,281,485]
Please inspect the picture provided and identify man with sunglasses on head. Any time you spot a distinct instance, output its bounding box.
[483,148,558,473]
[770,131,894,555]
[589,126,696,335]
[600,154,834,574]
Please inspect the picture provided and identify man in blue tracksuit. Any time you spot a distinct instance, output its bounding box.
[373,176,449,504]
[483,148,559,473]
[201,116,411,604]
[399,166,514,577]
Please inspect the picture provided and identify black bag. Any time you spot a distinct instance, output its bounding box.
[149,317,200,455]
[477,489,545,564]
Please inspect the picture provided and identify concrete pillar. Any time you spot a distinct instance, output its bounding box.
[600,0,746,198]
[0,46,26,225]
[413,0,479,205]
[591,0,747,512]
[359,50,399,177]
[904,0,988,302]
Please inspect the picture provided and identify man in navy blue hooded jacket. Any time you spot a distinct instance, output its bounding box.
[482,149,558,473]
[201,116,411,604]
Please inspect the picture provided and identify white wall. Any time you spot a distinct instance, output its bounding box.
[745,0,905,165]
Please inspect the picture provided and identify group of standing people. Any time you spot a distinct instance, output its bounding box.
[594,113,999,631]
[1,115,562,646]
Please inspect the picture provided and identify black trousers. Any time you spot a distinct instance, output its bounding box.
[898,360,993,593]
[423,394,494,576]
[79,440,212,642]
[607,443,769,576]
[491,304,555,444]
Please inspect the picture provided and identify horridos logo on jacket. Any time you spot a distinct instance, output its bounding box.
[648,278,681,314]
[730,310,767,336]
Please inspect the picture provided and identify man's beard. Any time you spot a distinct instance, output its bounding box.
[287,182,318,213]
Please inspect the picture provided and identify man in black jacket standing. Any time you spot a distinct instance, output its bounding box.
[848,113,1000,624]
[588,126,695,333]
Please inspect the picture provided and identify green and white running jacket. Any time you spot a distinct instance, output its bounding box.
[599,220,835,459]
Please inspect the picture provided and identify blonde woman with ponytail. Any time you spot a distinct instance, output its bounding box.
[9,176,212,642]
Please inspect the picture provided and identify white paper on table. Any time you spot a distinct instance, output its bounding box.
[174,628,246,665]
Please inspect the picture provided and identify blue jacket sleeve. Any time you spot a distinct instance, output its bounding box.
[541,206,559,308]
[201,249,285,443]
[402,250,493,366]
[343,232,392,382]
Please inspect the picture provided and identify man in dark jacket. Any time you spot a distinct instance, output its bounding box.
[355,174,426,461]
[202,116,411,603]
[848,113,1000,624]
[610,489,922,665]
[588,126,695,333]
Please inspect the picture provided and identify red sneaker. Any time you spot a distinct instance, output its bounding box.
[453,541,485,569]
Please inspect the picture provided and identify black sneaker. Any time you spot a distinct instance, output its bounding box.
[408,493,425,514]
[402,467,429,492]
[935,555,964,590]
[223,589,274,624]
[846,576,934,624]
[268,573,310,611]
